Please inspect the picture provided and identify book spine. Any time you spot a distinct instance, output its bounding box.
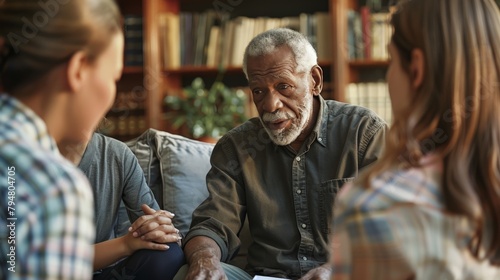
[123,15,144,67]
[360,6,372,60]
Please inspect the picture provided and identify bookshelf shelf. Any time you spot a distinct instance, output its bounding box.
[122,66,144,74]
[163,66,246,75]
[349,60,389,68]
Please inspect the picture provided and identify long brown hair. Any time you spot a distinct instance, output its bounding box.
[362,0,500,263]
[0,0,121,93]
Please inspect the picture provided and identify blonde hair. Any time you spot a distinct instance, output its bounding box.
[0,0,121,92]
[362,0,500,263]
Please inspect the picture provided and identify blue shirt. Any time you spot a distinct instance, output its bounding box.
[78,132,159,243]
[0,94,95,279]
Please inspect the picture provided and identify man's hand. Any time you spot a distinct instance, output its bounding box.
[184,236,227,280]
[128,204,181,244]
[185,252,227,280]
[299,264,332,280]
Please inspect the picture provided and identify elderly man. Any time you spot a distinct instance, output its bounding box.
[178,28,387,280]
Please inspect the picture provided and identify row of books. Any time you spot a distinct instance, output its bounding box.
[159,11,333,69]
[111,91,147,111]
[346,82,392,124]
[101,115,148,137]
[102,90,147,136]
[347,7,391,61]
[123,15,144,67]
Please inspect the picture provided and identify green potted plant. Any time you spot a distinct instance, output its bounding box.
[164,77,248,142]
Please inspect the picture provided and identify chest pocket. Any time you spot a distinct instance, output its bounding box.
[318,178,354,234]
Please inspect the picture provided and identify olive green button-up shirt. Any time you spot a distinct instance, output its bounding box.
[185,96,387,279]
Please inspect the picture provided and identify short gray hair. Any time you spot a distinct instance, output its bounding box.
[242,28,317,79]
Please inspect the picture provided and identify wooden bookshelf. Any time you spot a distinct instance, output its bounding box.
[101,0,145,140]
[108,0,392,140]
[333,0,392,101]
[333,0,393,124]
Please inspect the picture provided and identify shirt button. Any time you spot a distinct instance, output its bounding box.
[296,157,301,161]
[296,189,302,194]
[301,223,307,229]
[318,137,323,141]
[302,256,308,261]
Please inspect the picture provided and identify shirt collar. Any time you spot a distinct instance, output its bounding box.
[0,94,59,153]
[312,95,328,147]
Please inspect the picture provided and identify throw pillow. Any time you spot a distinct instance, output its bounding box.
[126,129,214,236]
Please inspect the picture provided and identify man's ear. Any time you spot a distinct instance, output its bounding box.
[310,65,323,96]
[410,48,425,90]
[66,51,88,93]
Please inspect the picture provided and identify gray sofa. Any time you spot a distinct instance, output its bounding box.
[122,128,251,269]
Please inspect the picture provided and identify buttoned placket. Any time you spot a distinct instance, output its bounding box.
[291,151,316,275]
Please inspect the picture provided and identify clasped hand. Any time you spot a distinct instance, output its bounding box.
[128,204,182,245]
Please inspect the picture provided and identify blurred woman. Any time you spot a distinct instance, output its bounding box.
[0,0,122,278]
[330,0,500,279]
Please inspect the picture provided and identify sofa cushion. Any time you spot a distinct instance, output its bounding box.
[124,128,250,269]
[125,128,214,236]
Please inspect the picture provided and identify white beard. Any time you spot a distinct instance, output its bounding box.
[260,87,313,146]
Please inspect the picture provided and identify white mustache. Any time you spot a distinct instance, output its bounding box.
[262,111,295,122]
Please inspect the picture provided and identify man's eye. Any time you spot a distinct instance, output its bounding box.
[252,89,263,95]
[278,84,292,91]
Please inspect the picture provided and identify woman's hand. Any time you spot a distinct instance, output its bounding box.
[94,228,170,271]
[128,204,182,245]
[121,230,170,255]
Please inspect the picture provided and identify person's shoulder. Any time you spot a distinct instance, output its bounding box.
[325,100,385,125]
[91,132,127,147]
[323,100,387,140]
[230,117,263,134]
[93,132,129,150]
[1,139,91,198]
[214,117,272,157]
[218,117,266,144]
[339,167,442,214]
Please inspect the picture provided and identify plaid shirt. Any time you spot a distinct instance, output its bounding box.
[331,157,500,279]
[0,94,95,279]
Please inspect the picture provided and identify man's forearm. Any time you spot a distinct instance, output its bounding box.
[184,235,222,264]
